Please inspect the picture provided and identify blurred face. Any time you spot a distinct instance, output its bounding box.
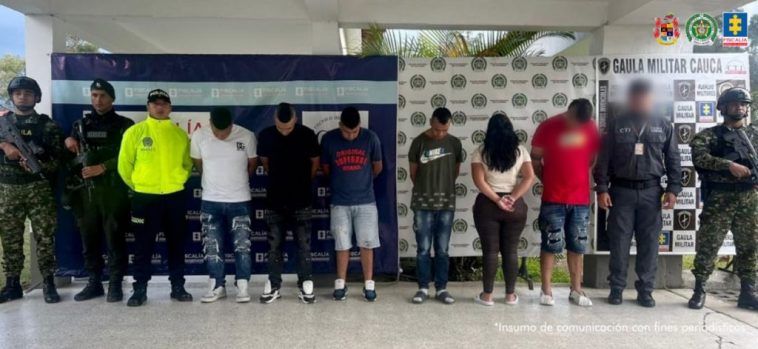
[429,118,450,140]
[11,89,36,113]
[339,122,360,141]
[275,116,296,136]
[147,100,171,119]
[629,92,654,115]
[211,124,232,140]
[91,90,114,115]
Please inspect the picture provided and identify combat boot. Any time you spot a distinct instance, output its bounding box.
[737,280,758,310]
[42,276,61,303]
[0,277,23,303]
[127,283,147,307]
[107,280,123,303]
[74,275,104,301]
[688,278,706,309]
[170,282,193,302]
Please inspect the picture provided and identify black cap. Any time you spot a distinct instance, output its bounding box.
[91,78,115,100]
[147,89,171,104]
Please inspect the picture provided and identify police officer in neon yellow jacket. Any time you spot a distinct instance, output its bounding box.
[117,89,193,307]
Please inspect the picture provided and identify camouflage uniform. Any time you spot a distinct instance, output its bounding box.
[0,112,64,278]
[690,124,758,283]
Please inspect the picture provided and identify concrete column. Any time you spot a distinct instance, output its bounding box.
[311,21,341,55]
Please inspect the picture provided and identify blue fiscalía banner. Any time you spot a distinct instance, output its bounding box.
[51,54,398,277]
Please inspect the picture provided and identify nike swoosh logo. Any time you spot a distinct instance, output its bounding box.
[420,152,451,164]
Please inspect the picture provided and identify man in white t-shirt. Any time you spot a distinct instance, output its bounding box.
[190,107,257,303]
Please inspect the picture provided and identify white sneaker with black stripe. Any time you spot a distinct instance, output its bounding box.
[298,280,316,304]
[259,280,280,304]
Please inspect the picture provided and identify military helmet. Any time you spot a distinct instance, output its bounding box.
[7,76,42,103]
[716,87,752,110]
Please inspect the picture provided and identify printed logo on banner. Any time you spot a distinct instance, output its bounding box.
[674,102,697,123]
[723,12,749,48]
[515,130,529,144]
[676,123,695,144]
[471,57,488,72]
[532,219,540,233]
[717,80,746,96]
[518,237,529,252]
[673,231,696,252]
[598,57,611,75]
[532,182,544,196]
[662,210,674,230]
[471,130,486,145]
[471,93,488,109]
[572,73,589,88]
[398,131,407,146]
[552,56,568,71]
[461,148,468,162]
[659,231,672,252]
[674,80,696,101]
[696,102,716,123]
[491,74,508,89]
[410,74,426,90]
[431,94,447,108]
[398,203,408,217]
[452,111,467,126]
[451,74,467,89]
[552,93,568,108]
[676,188,697,209]
[453,184,468,199]
[531,74,548,89]
[431,57,447,72]
[399,95,406,109]
[397,167,408,183]
[399,57,406,71]
[686,13,718,46]
[472,237,482,251]
[532,110,548,124]
[453,219,468,234]
[512,57,528,72]
[399,239,408,253]
[654,14,681,46]
[411,112,427,126]
[674,210,696,230]
[725,60,748,75]
[512,93,528,109]
[679,145,692,165]
[681,167,696,187]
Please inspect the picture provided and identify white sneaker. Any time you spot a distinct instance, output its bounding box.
[298,280,316,304]
[540,290,555,306]
[201,279,226,303]
[569,290,593,307]
[236,279,251,303]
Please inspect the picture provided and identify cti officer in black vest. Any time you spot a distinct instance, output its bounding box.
[594,79,682,308]
[64,79,134,302]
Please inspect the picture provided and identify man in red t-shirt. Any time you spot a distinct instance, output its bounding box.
[531,98,600,307]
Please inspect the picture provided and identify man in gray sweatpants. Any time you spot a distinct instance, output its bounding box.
[594,79,682,308]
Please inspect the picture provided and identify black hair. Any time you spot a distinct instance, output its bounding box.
[482,113,520,173]
[340,107,360,129]
[431,107,451,124]
[568,98,594,123]
[276,102,295,122]
[628,79,652,98]
[210,107,233,129]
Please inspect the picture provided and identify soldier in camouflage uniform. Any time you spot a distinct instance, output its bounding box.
[688,87,758,311]
[0,77,65,304]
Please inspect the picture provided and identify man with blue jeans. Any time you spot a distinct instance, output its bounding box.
[531,99,600,307]
[321,107,383,302]
[408,107,462,304]
[191,107,257,303]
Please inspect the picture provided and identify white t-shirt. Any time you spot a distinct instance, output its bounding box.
[190,125,257,202]
[471,144,531,193]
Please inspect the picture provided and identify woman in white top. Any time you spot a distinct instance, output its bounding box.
[471,113,536,306]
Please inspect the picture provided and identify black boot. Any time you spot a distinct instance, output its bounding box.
[107,280,123,303]
[127,283,147,307]
[608,288,623,305]
[42,276,60,304]
[737,280,758,310]
[74,276,104,301]
[0,277,23,303]
[170,283,193,302]
[688,278,706,309]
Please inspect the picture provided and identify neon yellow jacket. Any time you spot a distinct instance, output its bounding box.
[117,115,192,194]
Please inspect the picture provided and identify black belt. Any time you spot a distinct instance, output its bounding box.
[611,178,660,190]
[0,174,45,185]
[704,182,754,192]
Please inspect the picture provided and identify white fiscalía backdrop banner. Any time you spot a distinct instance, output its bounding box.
[396,56,596,258]
[595,53,749,255]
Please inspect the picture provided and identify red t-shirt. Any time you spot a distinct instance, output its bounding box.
[531,113,600,205]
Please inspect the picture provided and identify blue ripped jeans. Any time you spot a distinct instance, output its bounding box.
[538,203,590,254]
[200,201,253,287]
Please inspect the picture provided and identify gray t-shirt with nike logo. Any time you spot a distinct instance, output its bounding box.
[408,132,463,211]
